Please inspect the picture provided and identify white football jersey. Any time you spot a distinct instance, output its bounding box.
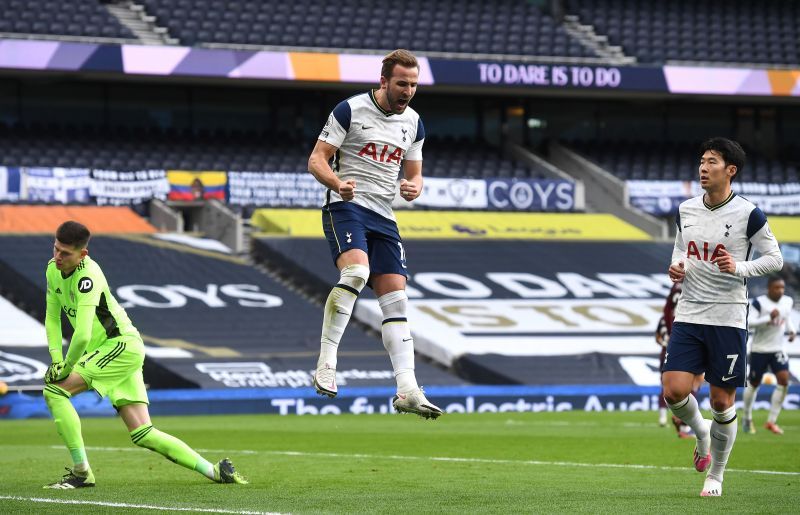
[748,295,796,353]
[671,192,783,329]
[318,90,425,220]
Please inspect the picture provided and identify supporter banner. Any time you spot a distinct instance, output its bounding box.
[228,175,569,211]
[167,170,226,200]
[428,59,668,91]
[487,179,575,211]
[414,177,487,208]
[628,180,800,216]
[90,169,170,205]
[0,166,21,201]
[227,171,326,207]
[2,39,800,97]
[251,209,651,240]
[21,167,91,203]
[4,385,799,418]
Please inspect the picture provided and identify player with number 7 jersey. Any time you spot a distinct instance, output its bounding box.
[662,137,783,498]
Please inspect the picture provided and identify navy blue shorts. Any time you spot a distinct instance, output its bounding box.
[663,321,747,388]
[322,201,408,277]
[748,351,790,383]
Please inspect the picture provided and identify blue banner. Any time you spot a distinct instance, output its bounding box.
[23,167,91,203]
[428,59,669,91]
[487,179,575,211]
[3,384,798,418]
[227,171,326,207]
[0,166,20,201]
[627,180,800,216]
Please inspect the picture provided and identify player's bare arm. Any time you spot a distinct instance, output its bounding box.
[400,160,423,201]
[308,139,356,201]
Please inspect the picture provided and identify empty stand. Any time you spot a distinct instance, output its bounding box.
[0,0,136,40]
[569,0,800,65]
[139,0,598,58]
[424,136,550,180]
[568,139,800,183]
[0,124,548,180]
[0,124,308,172]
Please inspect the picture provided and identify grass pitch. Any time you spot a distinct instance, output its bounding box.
[1,410,798,514]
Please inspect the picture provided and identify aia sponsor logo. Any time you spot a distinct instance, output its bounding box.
[686,240,726,261]
[358,143,403,164]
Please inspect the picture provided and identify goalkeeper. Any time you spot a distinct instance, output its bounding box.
[42,221,247,489]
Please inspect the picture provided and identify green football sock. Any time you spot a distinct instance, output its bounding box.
[43,384,89,471]
[130,424,215,480]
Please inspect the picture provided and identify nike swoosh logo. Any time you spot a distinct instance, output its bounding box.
[402,338,413,342]
[362,126,373,130]
[721,375,737,381]
[683,224,694,228]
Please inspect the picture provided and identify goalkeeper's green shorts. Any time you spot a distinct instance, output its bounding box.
[74,336,149,408]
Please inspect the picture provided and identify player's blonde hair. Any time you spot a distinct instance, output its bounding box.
[381,49,419,79]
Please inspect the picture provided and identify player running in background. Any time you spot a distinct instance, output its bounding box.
[655,283,678,428]
[307,49,442,419]
[663,137,783,497]
[43,221,247,488]
[655,281,703,437]
[742,275,796,435]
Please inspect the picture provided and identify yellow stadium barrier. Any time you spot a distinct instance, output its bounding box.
[769,217,800,243]
[251,209,652,241]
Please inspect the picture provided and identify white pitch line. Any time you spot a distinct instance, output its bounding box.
[58,445,800,477]
[0,495,283,514]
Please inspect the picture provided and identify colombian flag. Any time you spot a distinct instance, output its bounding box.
[167,171,227,201]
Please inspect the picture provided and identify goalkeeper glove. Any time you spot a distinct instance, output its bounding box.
[44,361,73,384]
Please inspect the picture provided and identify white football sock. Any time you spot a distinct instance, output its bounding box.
[317,264,369,369]
[742,384,758,420]
[767,385,787,424]
[378,290,418,394]
[708,405,738,483]
[668,394,710,454]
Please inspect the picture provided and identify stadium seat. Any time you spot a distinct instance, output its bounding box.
[565,138,793,184]
[568,0,800,65]
[2,0,136,39]
[134,0,598,58]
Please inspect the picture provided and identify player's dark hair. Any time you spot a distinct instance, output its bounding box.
[56,221,91,248]
[767,275,784,286]
[381,49,419,80]
[700,137,746,182]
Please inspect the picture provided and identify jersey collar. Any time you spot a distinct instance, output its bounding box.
[60,257,87,279]
[369,90,394,117]
[703,191,735,211]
